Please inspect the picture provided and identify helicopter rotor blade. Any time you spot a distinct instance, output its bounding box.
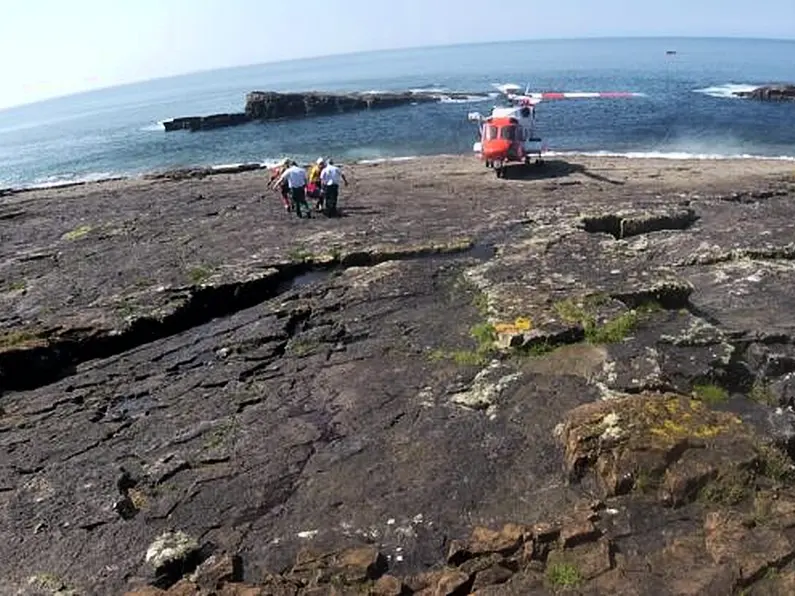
[523,91,643,100]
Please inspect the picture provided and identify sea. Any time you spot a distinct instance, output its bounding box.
[1,37,794,189]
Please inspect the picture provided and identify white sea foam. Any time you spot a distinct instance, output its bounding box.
[211,162,246,169]
[211,162,263,171]
[27,171,122,190]
[693,83,758,99]
[546,150,795,161]
[141,121,166,132]
[438,94,492,104]
[357,156,420,165]
[260,158,287,168]
[409,87,447,94]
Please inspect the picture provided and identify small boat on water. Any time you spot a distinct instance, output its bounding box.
[666,50,677,55]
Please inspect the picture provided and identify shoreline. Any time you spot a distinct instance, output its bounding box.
[3,149,795,195]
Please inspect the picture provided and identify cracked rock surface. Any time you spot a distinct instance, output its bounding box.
[4,155,795,595]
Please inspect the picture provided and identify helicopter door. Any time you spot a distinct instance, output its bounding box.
[499,125,519,158]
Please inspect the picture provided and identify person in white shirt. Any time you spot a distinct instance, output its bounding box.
[272,160,311,218]
[319,159,348,217]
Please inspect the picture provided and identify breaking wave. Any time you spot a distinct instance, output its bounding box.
[25,171,123,190]
[409,86,447,94]
[140,121,166,132]
[357,156,420,165]
[438,94,494,104]
[546,150,795,161]
[693,83,758,99]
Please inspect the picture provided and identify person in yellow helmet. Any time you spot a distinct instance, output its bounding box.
[307,157,325,210]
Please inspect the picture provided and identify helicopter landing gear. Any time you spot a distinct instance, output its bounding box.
[490,159,505,178]
[524,156,545,168]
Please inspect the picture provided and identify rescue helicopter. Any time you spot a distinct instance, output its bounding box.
[468,83,642,177]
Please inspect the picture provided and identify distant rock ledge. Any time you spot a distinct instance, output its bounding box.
[162,90,485,132]
[733,84,795,102]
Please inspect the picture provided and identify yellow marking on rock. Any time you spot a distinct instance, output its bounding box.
[494,316,533,335]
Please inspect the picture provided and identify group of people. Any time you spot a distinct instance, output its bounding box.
[269,157,348,218]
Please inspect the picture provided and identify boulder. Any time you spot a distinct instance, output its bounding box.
[446,524,527,565]
[288,546,388,587]
[144,531,204,588]
[557,393,764,505]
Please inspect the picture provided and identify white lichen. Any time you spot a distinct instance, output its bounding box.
[661,317,724,347]
[449,361,522,411]
[145,531,199,569]
[601,360,618,385]
[417,386,435,408]
[600,412,624,441]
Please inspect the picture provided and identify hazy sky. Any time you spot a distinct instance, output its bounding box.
[2,0,794,109]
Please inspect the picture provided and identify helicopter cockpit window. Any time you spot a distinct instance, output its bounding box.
[485,125,498,140]
[499,126,516,140]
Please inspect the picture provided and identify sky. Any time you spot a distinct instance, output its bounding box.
[1,0,794,110]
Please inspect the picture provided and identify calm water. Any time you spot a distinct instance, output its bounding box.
[1,37,794,188]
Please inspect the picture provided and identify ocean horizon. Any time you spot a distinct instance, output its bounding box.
[2,36,794,189]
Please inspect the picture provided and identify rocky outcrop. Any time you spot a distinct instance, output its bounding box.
[162,112,250,132]
[143,163,266,180]
[121,486,795,594]
[244,90,438,120]
[558,393,780,506]
[5,156,795,594]
[734,84,795,101]
[161,90,480,132]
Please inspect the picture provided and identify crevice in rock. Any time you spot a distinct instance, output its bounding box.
[581,209,698,240]
[711,188,790,204]
[676,244,795,267]
[512,326,587,356]
[711,342,756,395]
[680,301,724,329]
[505,286,696,360]
[0,242,494,395]
[611,282,693,311]
[737,552,795,589]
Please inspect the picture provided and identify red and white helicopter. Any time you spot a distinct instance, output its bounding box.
[468,83,642,177]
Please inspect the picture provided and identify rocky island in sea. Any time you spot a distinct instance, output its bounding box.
[3,155,795,595]
[162,89,490,131]
[733,84,795,101]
